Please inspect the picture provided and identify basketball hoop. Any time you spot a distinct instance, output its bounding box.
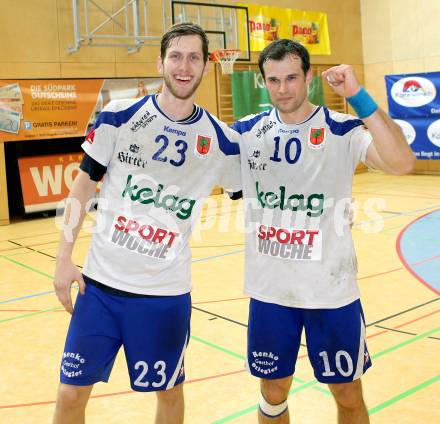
[211,49,241,75]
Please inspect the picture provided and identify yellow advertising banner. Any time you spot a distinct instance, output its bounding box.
[0,78,162,142]
[243,3,331,55]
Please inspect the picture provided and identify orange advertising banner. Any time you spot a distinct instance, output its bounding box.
[0,80,103,142]
[18,153,86,212]
[0,78,162,142]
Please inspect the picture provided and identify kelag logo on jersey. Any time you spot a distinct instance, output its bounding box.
[255,181,324,217]
[391,77,436,107]
[257,225,322,261]
[121,174,195,219]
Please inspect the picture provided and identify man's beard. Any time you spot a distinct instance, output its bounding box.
[273,92,307,115]
[163,73,203,100]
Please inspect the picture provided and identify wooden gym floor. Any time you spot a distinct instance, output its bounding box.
[0,171,439,423]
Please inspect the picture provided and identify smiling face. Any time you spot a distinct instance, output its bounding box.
[157,35,208,101]
[263,54,312,116]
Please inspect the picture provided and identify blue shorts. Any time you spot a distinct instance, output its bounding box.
[247,299,372,384]
[60,282,191,392]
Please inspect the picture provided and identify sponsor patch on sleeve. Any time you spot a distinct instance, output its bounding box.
[85,128,95,144]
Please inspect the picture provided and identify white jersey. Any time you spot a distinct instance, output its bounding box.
[82,95,240,295]
[233,106,372,308]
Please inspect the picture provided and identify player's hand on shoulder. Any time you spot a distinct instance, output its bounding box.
[322,64,360,98]
[53,257,86,314]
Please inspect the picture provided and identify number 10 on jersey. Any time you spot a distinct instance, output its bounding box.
[270,137,302,164]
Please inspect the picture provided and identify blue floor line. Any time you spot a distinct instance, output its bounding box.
[0,249,245,305]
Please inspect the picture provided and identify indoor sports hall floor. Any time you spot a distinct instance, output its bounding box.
[0,171,439,423]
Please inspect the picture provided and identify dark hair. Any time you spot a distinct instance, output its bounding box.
[258,39,310,79]
[161,23,209,63]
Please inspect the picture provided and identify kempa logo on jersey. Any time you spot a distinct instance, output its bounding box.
[164,125,186,137]
[257,225,322,261]
[251,351,279,375]
[256,120,277,138]
[131,111,157,131]
[110,215,180,259]
[122,174,195,219]
[391,77,436,107]
[255,181,324,217]
[278,127,299,134]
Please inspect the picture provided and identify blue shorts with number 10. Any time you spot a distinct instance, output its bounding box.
[60,282,191,392]
[247,298,372,383]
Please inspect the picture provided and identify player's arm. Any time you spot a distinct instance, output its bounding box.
[54,160,102,313]
[55,98,117,312]
[322,65,416,175]
[225,120,245,201]
[361,109,415,174]
[211,116,243,197]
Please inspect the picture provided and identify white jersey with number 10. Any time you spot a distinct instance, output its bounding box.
[233,106,372,309]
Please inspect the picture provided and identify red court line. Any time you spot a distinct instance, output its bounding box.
[368,309,439,338]
[86,369,246,400]
[0,309,437,410]
[396,209,440,296]
[0,309,64,312]
[412,254,440,267]
[284,310,440,358]
[0,369,246,409]
[367,329,388,339]
[394,310,440,329]
[0,310,41,312]
[358,252,440,281]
